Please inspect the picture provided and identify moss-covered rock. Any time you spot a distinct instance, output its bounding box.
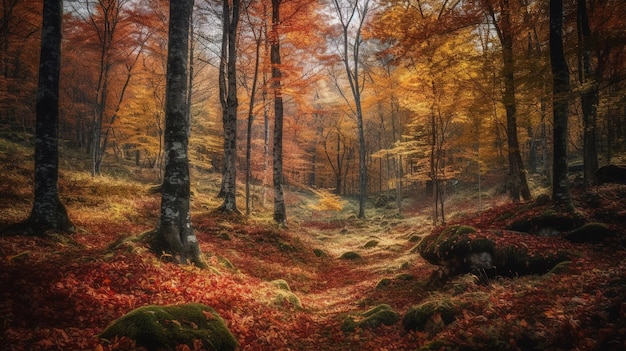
[271,279,291,291]
[565,222,614,243]
[341,304,400,332]
[417,225,570,279]
[363,239,379,249]
[99,303,238,351]
[506,209,586,235]
[402,299,458,333]
[313,248,328,258]
[375,278,392,289]
[274,290,303,310]
[339,251,363,260]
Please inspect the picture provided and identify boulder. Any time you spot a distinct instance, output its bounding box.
[99,303,238,351]
[417,225,571,279]
[564,223,614,243]
[402,299,458,333]
[595,164,626,185]
[341,304,400,332]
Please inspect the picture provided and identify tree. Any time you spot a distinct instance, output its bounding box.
[577,0,598,188]
[150,0,204,267]
[331,0,370,219]
[7,0,74,235]
[550,0,572,207]
[217,0,241,214]
[67,0,143,176]
[271,0,286,224]
[483,0,531,203]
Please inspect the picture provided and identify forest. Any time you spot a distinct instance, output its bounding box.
[0,0,625,350]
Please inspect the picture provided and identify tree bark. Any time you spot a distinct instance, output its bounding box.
[271,0,286,225]
[152,0,204,267]
[577,0,598,188]
[550,0,573,207]
[20,0,74,234]
[218,0,241,214]
[494,0,531,203]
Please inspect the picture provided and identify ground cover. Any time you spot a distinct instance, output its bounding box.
[1,139,624,350]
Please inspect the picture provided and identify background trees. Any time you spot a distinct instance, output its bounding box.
[0,0,624,220]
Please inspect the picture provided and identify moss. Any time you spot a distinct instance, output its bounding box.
[418,225,492,266]
[99,303,238,351]
[547,260,573,275]
[565,222,614,243]
[363,239,379,249]
[394,273,414,281]
[375,278,392,289]
[313,248,327,258]
[341,304,400,332]
[274,290,303,310]
[402,299,457,332]
[339,251,362,260]
[271,279,291,291]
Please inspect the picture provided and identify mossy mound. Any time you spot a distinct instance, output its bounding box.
[565,222,614,243]
[506,209,586,235]
[363,239,379,249]
[313,248,328,257]
[271,279,291,291]
[274,290,303,310]
[418,225,570,278]
[402,298,458,333]
[341,304,400,332]
[99,303,238,351]
[339,251,363,260]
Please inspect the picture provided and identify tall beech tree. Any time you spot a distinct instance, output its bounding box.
[577,0,598,188]
[331,0,370,219]
[150,0,204,267]
[483,0,531,203]
[217,0,241,214]
[13,0,74,234]
[271,0,286,224]
[550,0,572,207]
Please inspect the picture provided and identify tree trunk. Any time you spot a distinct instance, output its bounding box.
[497,0,531,202]
[550,0,573,207]
[152,0,204,267]
[245,25,263,216]
[218,0,241,214]
[271,0,286,225]
[21,0,74,234]
[577,0,598,188]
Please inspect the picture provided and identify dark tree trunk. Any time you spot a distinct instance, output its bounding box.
[245,24,262,216]
[17,0,74,234]
[271,0,286,225]
[577,0,598,188]
[152,0,204,267]
[496,0,531,203]
[550,0,573,207]
[218,0,241,214]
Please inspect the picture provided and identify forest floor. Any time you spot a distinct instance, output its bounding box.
[1,137,625,351]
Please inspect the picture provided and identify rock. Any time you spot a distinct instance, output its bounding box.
[313,248,327,258]
[595,164,626,185]
[339,251,362,260]
[271,279,291,291]
[402,299,458,332]
[535,194,550,206]
[274,290,303,310]
[565,223,614,243]
[341,304,400,332]
[363,239,379,249]
[417,225,571,279]
[99,303,238,351]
